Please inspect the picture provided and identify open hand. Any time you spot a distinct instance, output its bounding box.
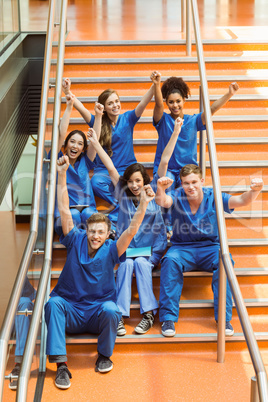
[250,178,264,192]
[57,155,69,172]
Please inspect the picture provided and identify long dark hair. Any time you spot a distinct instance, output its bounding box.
[98,89,120,157]
[63,130,88,159]
[119,163,151,199]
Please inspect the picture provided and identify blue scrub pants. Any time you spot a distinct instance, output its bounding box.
[55,206,96,236]
[15,297,34,362]
[91,171,122,227]
[159,244,233,323]
[45,296,121,361]
[116,257,158,317]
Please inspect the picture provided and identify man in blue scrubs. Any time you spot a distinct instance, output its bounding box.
[45,154,155,389]
[155,164,263,337]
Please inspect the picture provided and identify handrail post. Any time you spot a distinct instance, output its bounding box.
[199,85,206,180]
[217,249,226,363]
[181,0,186,33]
[186,0,191,56]
[251,376,260,402]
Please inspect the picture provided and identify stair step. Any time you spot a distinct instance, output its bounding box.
[64,331,268,344]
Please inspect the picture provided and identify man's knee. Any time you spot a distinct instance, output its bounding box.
[99,302,121,322]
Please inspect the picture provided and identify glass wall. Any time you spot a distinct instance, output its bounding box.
[0,0,20,54]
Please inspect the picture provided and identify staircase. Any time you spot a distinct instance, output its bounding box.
[4,39,268,401]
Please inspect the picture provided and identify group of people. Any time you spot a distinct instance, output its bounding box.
[10,71,264,391]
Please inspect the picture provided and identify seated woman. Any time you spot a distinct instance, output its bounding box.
[88,117,183,335]
[53,94,98,235]
[62,76,155,228]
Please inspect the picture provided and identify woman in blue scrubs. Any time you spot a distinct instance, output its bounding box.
[53,94,98,235]
[62,77,155,228]
[87,118,183,335]
[151,71,239,232]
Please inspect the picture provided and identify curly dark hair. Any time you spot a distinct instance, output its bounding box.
[161,77,191,100]
[119,163,151,199]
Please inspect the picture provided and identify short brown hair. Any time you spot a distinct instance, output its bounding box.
[180,164,202,180]
[86,213,111,232]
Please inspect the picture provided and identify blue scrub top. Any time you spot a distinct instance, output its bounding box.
[88,109,138,173]
[153,112,206,175]
[171,187,234,247]
[113,174,167,264]
[51,226,125,307]
[51,150,97,218]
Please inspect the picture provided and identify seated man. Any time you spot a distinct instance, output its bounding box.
[156,164,263,337]
[45,154,155,389]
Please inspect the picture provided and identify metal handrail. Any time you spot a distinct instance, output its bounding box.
[16,0,68,399]
[0,0,56,399]
[189,0,268,400]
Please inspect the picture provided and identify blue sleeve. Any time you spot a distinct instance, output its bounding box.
[87,114,95,128]
[83,153,96,170]
[153,112,165,129]
[109,239,126,264]
[222,192,234,214]
[112,179,125,202]
[195,112,206,131]
[60,226,81,250]
[150,173,159,193]
[127,109,140,127]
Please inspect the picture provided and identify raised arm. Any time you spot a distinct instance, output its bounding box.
[58,94,75,153]
[62,78,92,124]
[155,177,174,209]
[116,185,155,257]
[56,155,74,236]
[201,82,239,125]
[157,117,183,177]
[135,79,154,118]
[86,102,104,161]
[151,71,164,124]
[87,128,120,187]
[228,178,264,209]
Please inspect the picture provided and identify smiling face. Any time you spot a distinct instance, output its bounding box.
[65,133,85,163]
[86,222,110,255]
[127,171,144,198]
[104,92,121,119]
[181,173,204,201]
[166,92,185,119]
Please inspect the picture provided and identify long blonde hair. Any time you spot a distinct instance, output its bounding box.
[98,89,120,157]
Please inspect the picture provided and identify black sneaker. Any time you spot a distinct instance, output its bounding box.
[95,354,113,373]
[109,230,116,240]
[117,318,126,336]
[161,320,176,337]
[134,313,154,334]
[9,363,20,390]
[55,364,72,389]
